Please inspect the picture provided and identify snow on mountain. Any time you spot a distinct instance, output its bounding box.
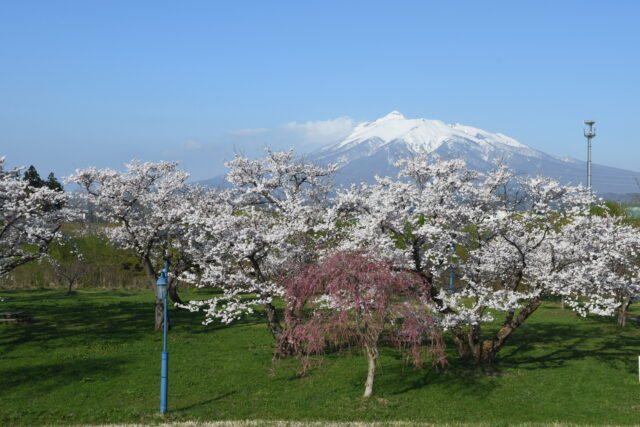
[311,111,640,194]
[329,111,528,153]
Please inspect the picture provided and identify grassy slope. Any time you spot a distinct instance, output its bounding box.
[0,289,639,426]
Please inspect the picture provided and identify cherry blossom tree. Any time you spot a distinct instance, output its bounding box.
[180,149,336,340]
[441,176,601,364]
[1,157,73,279]
[331,152,624,364]
[330,155,483,282]
[46,240,88,294]
[277,251,446,398]
[68,160,197,331]
[567,212,640,327]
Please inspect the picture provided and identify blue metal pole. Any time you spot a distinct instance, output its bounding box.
[449,243,456,294]
[160,261,169,414]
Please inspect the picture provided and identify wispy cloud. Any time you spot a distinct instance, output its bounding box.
[170,116,359,181]
[227,116,358,151]
[282,116,356,145]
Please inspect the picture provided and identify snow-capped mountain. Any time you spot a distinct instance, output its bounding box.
[311,111,640,194]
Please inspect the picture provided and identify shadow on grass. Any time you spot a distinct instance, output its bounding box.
[372,349,503,398]
[4,292,637,401]
[0,356,126,396]
[0,289,274,357]
[378,306,640,396]
[0,288,139,302]
[175,391,237,412]
[497,319,639,375]
[184,309,267,334]
[0,299,155,356]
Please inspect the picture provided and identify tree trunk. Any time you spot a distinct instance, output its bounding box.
[479,340,498,365]
[363,344,378,398]
[154,298,165,332]
[468,324,481,362]
[264,301,283,341]
[168,282,184,306]
[452,328,474,361]
[479,298,543,364]
[453,298,543,365]
[249,256,284,342]
[617,297,631,327]
[144,257,170,332]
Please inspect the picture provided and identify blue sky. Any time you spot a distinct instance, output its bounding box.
[1,0,639,181]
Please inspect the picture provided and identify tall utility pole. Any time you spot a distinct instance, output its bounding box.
[584,120,596,190]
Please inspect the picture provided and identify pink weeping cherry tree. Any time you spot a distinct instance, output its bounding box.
[277,251,446,398]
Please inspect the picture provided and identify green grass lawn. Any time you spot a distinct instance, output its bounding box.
[0,289,639,426]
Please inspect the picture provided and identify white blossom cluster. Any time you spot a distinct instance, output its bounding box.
[68,160,199,295]
[0,157,74,278]
[330,151,640,330]
[61,149,640,334]
[179,149,337,324]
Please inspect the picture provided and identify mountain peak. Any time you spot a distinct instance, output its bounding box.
[331,112,459,153]
[377,111,406,121]
[326,112,533,155]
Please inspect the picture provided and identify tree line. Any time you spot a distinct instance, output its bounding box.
[2,151,639,397]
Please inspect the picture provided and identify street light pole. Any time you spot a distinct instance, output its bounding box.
[449,243,456,294]
[156,261,169,414]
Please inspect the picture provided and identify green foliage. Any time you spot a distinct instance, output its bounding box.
[47,241,77,265]
[22,165,45,188]
[592,200,640,227]
[0,290,638,425]
[46,172,64,192]
[22,165,63,192]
